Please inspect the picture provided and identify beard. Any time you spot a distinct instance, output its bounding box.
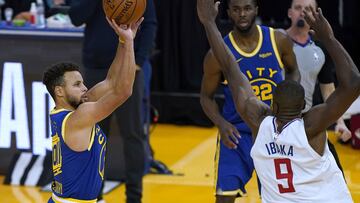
[232,16,257,34]
[296,19,305,28]
[67,95,82,109]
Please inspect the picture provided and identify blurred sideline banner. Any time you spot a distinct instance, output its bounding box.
[0,30,126,181]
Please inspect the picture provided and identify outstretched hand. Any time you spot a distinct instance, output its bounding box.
[197,0,220,24]
[106,17,144,43]
[303,7,334,41]
[335,122,352,142]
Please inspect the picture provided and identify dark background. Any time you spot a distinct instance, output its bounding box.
[151,0,360,126]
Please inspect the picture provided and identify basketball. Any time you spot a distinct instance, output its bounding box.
[103,0,147,25]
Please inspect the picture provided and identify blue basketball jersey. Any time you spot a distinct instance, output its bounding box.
[49,109,106,202]
[222,25,284,133]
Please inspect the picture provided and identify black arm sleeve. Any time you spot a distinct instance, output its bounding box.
[134,0,158,67]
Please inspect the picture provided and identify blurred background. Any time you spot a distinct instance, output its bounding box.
[0,0,359,202]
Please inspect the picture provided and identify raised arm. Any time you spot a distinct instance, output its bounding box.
[304,7,360,137]
[274,30,301,82]
[84,17,143,102]
[64,19,142,151]
[197,0,270,134]
[317,54,352,142]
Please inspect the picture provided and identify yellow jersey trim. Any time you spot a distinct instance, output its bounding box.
[52,193,97,203]
[98,140,106,180]
[214,133,221,192]
[61,112,74,142]
[216,188,247,196]
[269,28,285,69]
[50,108,70,115]
[87,126,96,151]
[229,25,263,57]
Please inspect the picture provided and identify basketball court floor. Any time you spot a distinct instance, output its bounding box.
[0,124,359,203]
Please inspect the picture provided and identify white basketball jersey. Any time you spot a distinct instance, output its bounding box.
[250,116,353,203]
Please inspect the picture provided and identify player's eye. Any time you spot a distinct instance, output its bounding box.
[244,6,251,11]
[294,5,302,11]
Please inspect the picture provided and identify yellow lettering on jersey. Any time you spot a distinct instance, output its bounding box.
[246,70,253,79]
[98,142,106,180]
[269,68,278,78]
[52,181,63,195]
[259,52,272,58]
[257,67,265,76]
[52,134,62,176]
[98,134,104,145]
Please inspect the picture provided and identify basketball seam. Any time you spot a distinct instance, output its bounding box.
[122,0,137,24]
[109,0,126,19]
[125,0,146,24]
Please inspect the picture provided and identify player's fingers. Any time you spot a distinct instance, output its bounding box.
[303,10,312,24]
[106,18,117,30]
[310,6,319,20]
[317,7,324,19]
[230,134,239,144]
[214,1,220,12]
[224,138,236,149]
[232,127,241,138]
[341,132,352,142]
[134,17,144,29]
[221,133,236,149]
[106,17,112,25]
[111,19,122,30]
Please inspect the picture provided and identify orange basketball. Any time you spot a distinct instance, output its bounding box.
[103,0,146,25]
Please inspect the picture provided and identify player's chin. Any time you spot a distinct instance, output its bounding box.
[237,25,251,33]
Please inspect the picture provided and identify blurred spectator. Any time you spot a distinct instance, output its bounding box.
[0,0,71,22]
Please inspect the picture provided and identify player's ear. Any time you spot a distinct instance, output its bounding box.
[288,8,292,19]
[54,86,64,98]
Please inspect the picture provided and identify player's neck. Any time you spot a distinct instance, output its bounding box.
[287,26,310,44]
[55,100,75,111]
[274,113,302,126]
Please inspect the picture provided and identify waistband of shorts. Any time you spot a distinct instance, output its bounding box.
[52,193,97,203]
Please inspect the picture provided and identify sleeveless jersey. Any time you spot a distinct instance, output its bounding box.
[222,25,284,133]
[50,109,107,202]
[250,116,353,203]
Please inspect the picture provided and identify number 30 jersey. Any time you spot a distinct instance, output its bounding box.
[222,25,284,133]
[49,109,107,202]
[250,116,352,203]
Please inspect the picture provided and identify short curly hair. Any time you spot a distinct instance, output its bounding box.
[226,0,258,7]
[43,62,80,100]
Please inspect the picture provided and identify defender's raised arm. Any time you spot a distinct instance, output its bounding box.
[304,7,360,137]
